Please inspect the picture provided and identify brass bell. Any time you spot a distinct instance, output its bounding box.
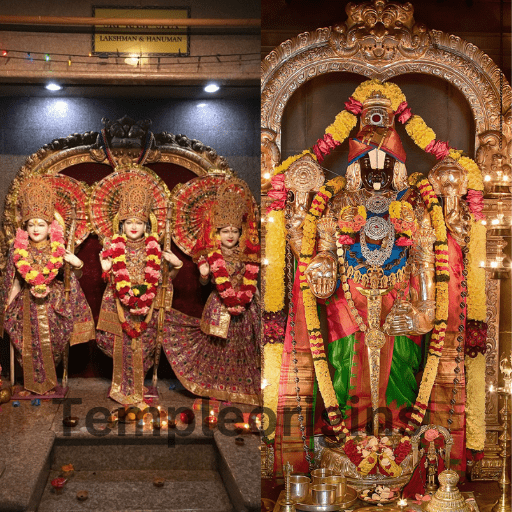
[426,469,471,512]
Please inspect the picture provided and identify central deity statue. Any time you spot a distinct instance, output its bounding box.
[302,92,436,436]
[266,79,488,480]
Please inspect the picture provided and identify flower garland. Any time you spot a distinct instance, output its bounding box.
[13,220,65,298]
[466,218,487,322]
[298,176,349,439]
[208,238,259,315]
[465,352,487,451]
[342,435,412,477]
[262,342,285,442]
[106,234,162,316]
[406,174,449,431]
[264,210,287,312]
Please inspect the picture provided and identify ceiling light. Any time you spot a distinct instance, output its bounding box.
[45,83,62,91]
[197,103,207,108]
[204,83,219,93]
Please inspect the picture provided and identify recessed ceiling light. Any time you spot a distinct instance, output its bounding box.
[46,83,62,91]
[197,103,207,108]
[204,83,219,93]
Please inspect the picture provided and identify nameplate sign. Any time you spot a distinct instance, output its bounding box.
[92,6,190,56]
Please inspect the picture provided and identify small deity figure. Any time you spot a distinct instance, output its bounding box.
[425,441,440,493]
[92,169,182,405]
[0,177,95,395]
[164,177,261,405]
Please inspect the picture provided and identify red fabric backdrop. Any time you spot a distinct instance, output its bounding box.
[60,161,211,378]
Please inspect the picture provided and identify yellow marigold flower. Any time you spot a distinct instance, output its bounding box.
[116,280,130,289]
[262,343,284,441]
[215,276,229,284]
[449,149,463,160]
[17,249,28,258]
[50,257,61,265]
[325,110,357,143]
[465,353,486,451]
[389,201,402,219]
[467,219,487,321]
[459,156,484,191]
[405,115,436,150]
[133,288,140,296]
[25,270,39,280]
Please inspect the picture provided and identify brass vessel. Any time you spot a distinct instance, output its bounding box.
[425,470,470,512]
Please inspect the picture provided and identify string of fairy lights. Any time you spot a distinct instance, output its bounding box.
[0,48,260,68]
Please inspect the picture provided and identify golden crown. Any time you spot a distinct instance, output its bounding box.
[361,91,395,129]
[20,178,55,224]
[213,179,250,230]
[118,177,154,222]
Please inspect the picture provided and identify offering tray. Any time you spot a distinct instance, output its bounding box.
[273,487,358,511]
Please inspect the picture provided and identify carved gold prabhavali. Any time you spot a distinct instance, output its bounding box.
[261,0,511,480]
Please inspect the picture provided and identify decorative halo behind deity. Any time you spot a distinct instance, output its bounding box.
[88,165,171,242]
[13,174,91,247]
[172,173,232,256]
[172,173,258,257]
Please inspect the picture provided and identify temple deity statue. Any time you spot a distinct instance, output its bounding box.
[265,79,487,479]
[166,176,261,405]
[0,176,95,395]
[90,167,181,405]
[303,92,436,436]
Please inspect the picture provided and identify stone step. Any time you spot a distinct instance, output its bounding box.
[37,469,234,512]
[50,437,218,472]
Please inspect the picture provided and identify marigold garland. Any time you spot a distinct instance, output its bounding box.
[466,218,487,321]
[13,220,65,298]
[264,210,287,313]
[465,353,487,451]
[299,176,349,439]
[208,236,259,316]
[406,177,449,430]
[105,234,162,316]
[262,342,285,442]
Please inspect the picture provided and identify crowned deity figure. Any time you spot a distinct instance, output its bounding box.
[90,168,182,405]
[266,80,488,479]
[0,176,95,395]
[302,92,436,436]
[166,176,261,405]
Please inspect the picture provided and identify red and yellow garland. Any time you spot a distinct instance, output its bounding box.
[207,236,259,315]
[102,233,162,338]
[13,220,66,298]
[343,435,412,477]
[406,174,449,431]
[298,175,349,438]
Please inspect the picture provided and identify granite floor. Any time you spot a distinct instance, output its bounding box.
[0,378,261,512]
